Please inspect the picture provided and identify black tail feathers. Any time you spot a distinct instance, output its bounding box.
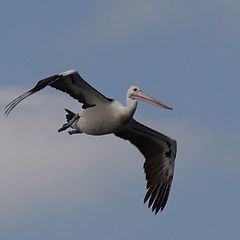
[65,108,76,122]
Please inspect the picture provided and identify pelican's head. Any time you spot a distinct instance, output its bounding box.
[127,85,173,110]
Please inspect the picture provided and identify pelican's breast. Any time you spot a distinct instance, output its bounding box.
[116,110,133,125]
[77,101,129,135]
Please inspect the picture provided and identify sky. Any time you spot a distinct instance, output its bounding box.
[0,0,240,239]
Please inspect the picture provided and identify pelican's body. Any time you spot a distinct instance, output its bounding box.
[5,69,177,214]
[75,100,136,135]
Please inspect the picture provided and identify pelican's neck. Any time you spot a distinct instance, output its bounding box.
[124,97,138,118]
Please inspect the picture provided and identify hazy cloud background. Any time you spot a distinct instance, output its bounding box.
[1,0,239,239]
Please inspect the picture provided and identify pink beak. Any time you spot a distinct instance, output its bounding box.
[131,90,173,110]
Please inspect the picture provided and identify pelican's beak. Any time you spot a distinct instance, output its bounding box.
[131,91,173,110]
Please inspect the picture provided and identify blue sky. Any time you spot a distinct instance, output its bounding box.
[0,0,240,239]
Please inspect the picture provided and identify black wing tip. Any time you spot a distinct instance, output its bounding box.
[4,90,32,117]
[144,198,165,214]
[145,198,167,215]
[143,182,171,215]
[4,73,61,117]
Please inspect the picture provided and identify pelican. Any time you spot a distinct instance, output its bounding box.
[5,69,177,214]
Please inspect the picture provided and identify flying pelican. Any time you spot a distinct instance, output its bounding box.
[5,69,177,214]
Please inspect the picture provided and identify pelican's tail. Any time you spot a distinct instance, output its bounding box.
[58,109,80,133]
[65,108,76,122]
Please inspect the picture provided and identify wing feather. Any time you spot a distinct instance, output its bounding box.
[115,119,177,214]
[5,70,112,116]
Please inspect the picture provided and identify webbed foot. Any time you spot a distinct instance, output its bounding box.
[68,130,82,135]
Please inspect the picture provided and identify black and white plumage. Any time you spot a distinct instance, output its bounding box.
[5,69,177,214]
[4,70,113,116]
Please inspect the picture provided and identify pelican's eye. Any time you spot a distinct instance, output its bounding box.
[133,88,138,91]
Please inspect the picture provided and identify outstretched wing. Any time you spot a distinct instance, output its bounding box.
[5,69,113,116]
[115,119,177,214]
